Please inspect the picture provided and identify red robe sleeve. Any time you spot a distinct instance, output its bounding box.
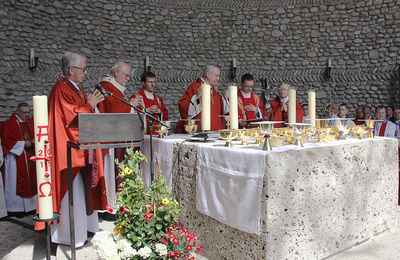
[48,79,94,213]
[175,79,202,133]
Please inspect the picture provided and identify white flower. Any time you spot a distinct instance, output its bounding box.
[116,237,137,259]
[154,243,168,256]
[138,246,152,259]
[92,231,119,260]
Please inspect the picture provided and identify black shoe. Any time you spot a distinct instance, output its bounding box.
[7,212,25,218]
[99,212,116,221]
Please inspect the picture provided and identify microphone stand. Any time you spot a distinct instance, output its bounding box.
[106,91,168,182]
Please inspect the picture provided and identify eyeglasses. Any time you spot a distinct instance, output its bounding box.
[72,66,87,72]
[119,71,130,80]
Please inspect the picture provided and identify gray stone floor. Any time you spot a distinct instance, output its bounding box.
[1,212,400,260]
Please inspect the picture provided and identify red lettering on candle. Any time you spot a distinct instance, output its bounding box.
[39,182,52,197]
[36,125,49,142]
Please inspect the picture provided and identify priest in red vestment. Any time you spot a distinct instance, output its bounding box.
[48,51,105,247]
[374,106,396,137]
[353,107,365,125]
[237,73,263,127]
[176,65,224,133]
[97,61,142,217]
[130,71,168,134]
[2,102,37,215]
[269,83,304,128]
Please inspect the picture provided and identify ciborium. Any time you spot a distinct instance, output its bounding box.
[286,123,311,147]
[219,129,237,147]
[236,129,250,146]
[154,123,169,138]
[184,120,198,135]
[252,121,284,151]
[354,125,368,139]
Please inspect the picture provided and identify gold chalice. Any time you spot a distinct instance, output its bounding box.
[219,129,237,147]
[236,129,250,146]
[184,122,198,135]
[356,125,368,139]
[154,124,168,138]
[286,123,311,147]
[365,120,376,138]
[335,118,352,140]
[251,128,264,144]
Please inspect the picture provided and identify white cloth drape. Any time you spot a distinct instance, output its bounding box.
[196,143,266,235]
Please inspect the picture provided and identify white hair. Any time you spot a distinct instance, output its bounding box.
[204,65,219,74]
[61,51,86,76]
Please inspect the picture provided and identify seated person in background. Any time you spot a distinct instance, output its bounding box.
[363,105,374,120]
[374,106,396,137]
[392,107,400,136]
[131,71,168,134]
[336,104,355,126]
[302,104,309,123]
[352,107,365,125]
[325,103,339,126]
[386,106,394,122]
[236,73,263,127]
[176,65,224,132]
[269,83,303,128]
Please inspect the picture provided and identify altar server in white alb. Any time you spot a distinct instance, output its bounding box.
[374,106,396,137]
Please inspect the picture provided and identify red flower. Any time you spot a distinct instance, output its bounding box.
[106,204,113,213]
[188,232,195,237]
[169,251,176,257]
[186,245,192,251]
[145,211,152,222]
[176,253,181,258]
[119,206,130,214]
[183,253,190,259]
[185,236,192,243]
[161,237,167,244]
[173,237,180,245]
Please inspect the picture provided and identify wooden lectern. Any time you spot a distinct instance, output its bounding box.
[66,113,143,259]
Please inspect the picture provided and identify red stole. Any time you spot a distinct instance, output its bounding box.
[377,122,388,136]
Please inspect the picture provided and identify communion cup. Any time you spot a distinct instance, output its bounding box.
[219,129,238,147]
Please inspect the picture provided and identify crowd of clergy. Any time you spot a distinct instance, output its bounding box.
[0,51,399,248]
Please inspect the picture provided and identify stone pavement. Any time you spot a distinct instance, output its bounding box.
[1,211,400,260]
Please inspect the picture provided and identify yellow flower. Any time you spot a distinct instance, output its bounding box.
[121,167,133,176]
[114,225,121,234]
[162,198,170,205]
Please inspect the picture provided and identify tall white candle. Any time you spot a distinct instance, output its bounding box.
[201,83,211,131]
[228,85,238,130]
[308,91,316,127]
[33,95,53,219]
[288,88,296,123]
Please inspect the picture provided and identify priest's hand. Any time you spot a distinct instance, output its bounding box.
[245,104,257,112]
[87,89,105,108]
[147,105,160,114]
[129,95,144,108]
[239,119,247,127]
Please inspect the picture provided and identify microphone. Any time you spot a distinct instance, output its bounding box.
[95,83,109,98]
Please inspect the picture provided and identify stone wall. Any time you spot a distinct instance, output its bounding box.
[0,0,399,122]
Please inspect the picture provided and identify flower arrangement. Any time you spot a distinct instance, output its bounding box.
[92,148,204,259]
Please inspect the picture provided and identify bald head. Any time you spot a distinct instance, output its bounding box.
[111,61,131,86]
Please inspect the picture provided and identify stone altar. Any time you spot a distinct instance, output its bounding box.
[145,136,398,259]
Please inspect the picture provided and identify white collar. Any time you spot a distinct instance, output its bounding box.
[143,89,154,100]
[240,90,251,98]
[100,75,126,94]
[69,79,80,91]
[280,96,289,103]
[15,113,25,122]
